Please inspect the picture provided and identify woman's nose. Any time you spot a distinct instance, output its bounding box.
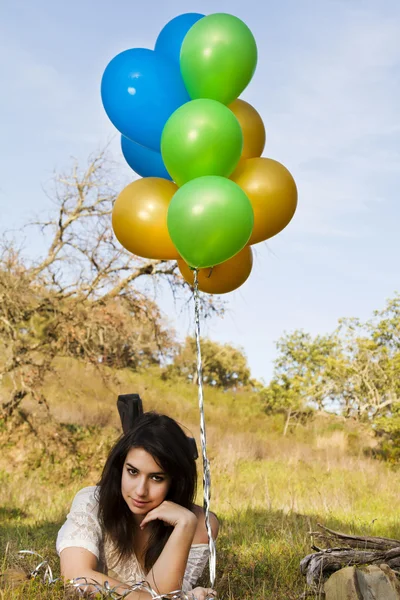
[135,476,148,496]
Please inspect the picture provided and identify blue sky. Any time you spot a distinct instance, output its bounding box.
[1,0,399,383]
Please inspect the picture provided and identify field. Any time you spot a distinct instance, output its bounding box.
[1,360,399,599]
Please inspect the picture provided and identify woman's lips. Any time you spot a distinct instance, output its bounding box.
[131,497,150,507]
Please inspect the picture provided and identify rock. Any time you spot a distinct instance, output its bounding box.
[380,564,400,593]
[324,564,400,600]
[324,566,360,599]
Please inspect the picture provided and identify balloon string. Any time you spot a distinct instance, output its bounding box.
[193,269,216,588]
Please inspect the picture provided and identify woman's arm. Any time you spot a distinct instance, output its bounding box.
[141,503,220,596]
[139,501,198,594]
[60,547,151,599]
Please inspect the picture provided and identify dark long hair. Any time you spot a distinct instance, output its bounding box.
[97,412,197,572]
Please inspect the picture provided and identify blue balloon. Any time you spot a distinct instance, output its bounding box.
[121,135,172,180]
[155,13,205,65]
[101,48,189,151]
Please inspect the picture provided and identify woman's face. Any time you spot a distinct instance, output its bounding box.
[121,447,171,516]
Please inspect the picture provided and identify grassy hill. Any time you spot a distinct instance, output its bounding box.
[1,358,400,599]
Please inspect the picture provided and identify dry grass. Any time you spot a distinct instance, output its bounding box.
[1,360,399,599]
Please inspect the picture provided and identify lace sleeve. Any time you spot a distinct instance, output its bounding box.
[182,544,210,592]
[56,486,102,559]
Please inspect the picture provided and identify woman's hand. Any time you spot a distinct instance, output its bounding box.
[140,500,197,530]
[190,587,217,600]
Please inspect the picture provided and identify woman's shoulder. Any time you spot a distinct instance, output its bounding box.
[191,504,219,544]
[69,486,100,513]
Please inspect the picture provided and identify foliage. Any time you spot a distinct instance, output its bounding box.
[261,330,342,413]
[162,336,251,389]
[265,294,400,460]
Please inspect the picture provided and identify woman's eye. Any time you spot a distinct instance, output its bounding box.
[152,476,164,482]
[127,468,137,476]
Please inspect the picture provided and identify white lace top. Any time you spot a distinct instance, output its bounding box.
[56,486,209,592]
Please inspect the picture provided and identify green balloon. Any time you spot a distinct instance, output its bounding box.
[167,176,254,268]
[161,99,243,187]
[180,13,257,105]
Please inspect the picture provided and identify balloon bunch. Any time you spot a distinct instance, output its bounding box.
[102,12,297,295]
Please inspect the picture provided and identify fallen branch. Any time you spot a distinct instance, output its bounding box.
[300,524,400,587]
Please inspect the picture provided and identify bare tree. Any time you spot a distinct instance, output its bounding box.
[0,149,223,421]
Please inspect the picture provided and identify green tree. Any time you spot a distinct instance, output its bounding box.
[263,330,344,413]
[264,294,400,459]
[163,336,251,389]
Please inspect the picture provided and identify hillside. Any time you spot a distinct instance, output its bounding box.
[1,359,400,599]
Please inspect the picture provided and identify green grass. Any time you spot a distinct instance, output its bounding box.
[1,360,399,599]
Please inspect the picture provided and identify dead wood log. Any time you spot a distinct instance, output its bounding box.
[311,523,400,551]
[301,524,400,588]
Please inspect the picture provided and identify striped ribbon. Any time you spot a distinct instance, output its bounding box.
[193,269,216,588]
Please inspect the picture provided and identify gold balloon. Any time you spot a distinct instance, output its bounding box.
[231,157,297,244]
[112,178,179,259]
[229,99,266,160]
[178,246,253,295]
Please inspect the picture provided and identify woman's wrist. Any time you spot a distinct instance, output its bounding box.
[176,511,197,529]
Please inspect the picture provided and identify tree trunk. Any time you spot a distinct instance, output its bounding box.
[283,408,292,436]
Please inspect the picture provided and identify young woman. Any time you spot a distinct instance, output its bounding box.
[57,412,219,599]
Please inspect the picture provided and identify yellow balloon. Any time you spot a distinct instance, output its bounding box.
[229,99,266,160]
[178,246,253,295]
[112,178,179,259]
[231,158,297,244]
